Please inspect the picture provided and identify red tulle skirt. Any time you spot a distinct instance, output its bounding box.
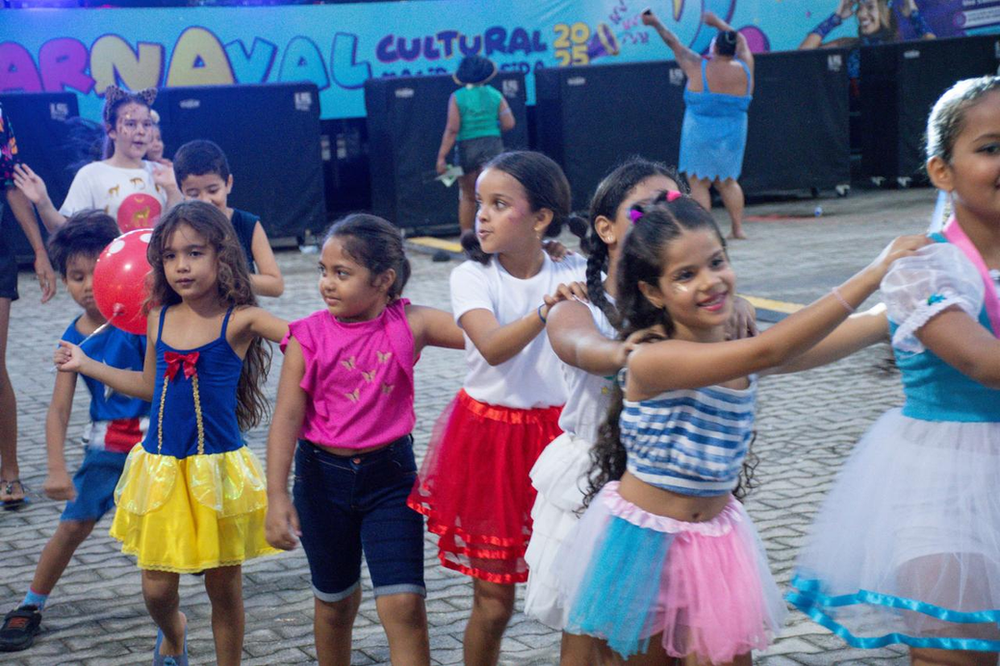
[408,389,563,584]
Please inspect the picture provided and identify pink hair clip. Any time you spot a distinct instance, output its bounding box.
[666,190,683,202]
[629,209,644,223]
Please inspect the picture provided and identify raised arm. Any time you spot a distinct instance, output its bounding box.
[642,9,702,68]
[55,315,158,401]
[13,164,67,232]
[769,304,889,375]
[547,300,626,376]
[900,0,936,39]
[628,235,929,397]
[799,0,854,49]
[264,337,306,551]
[703,12,753,68]
[436,94,462,175]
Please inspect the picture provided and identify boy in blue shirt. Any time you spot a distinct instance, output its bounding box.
[0,211,150,652]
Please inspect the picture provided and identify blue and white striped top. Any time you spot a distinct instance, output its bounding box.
[620,376,757,497]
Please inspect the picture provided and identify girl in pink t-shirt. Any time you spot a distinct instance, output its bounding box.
[263,213,464,665]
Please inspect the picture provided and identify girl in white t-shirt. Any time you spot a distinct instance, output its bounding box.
[13,86,180,233]
[407,150,587,664]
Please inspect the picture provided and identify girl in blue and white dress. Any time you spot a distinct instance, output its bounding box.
[789,76,1000,666]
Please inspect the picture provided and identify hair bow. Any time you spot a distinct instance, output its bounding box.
[628,190,683,224]
[164,351,200,382]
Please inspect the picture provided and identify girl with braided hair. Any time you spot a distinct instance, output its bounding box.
[13,85,181,233]
[523,158,755,664]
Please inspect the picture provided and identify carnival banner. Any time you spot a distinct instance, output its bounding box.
[0,0,995,120]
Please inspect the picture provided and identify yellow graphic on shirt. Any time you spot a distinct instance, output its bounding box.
[341,356,356,370]
[344,388,360,403]
[130,177,146,189]
[108,184,120,197]
[361,370,376,383]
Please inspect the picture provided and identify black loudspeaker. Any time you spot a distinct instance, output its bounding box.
[320,118,371,218]
[154,83,326,240]
[365,73,528,232]
[741,49,850,195]
[861,35,1000,185]
[535,61,683,211]
[1,92,80,262]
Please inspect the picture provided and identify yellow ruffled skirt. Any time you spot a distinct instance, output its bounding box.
[109,443,279,573]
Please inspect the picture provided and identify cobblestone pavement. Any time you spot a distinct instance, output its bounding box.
[0,188,938,665]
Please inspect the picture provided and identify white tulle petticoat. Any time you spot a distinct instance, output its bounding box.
[524,432,592,630]
[789,408,1000,651]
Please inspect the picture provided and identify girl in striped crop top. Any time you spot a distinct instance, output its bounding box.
[556,191,929,664]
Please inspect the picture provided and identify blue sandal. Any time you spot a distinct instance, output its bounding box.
[152,626,188,666]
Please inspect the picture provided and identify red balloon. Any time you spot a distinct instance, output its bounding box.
[93,229,155,335]
[116,193,162,232]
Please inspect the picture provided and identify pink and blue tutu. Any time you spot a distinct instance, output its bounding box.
[557,481,786,662]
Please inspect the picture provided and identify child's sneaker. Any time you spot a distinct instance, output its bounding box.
[0,605,42,652]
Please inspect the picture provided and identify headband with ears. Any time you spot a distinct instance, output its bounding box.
[104,85,158,111]
[629,190,683,223]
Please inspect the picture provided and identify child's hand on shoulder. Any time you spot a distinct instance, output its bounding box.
[868,234,932,279]
[265,493,301,551]
[726,296,758,341]
[54,340,88,373]
[43,470,76,502]
[542,239,574,262]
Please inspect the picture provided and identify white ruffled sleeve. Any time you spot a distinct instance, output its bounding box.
[881,243,983,354]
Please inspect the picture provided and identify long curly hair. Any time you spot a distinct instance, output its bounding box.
[145,201,271,431]
[583,158,687,330]
[584,192,758,506]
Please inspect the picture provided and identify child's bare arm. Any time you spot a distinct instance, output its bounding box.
[237,306,289,344]
[249,222,285,297]
[43,369,78,501]
[769,304,889,375]
[919,310,1000,388]
[56,317,157,401]
[406,304,465,355]
[265,338,307,550]
[547,300,626,376]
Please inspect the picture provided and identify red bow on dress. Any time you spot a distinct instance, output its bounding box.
[164,351,200,382]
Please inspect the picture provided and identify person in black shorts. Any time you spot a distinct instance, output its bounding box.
[0,101,57,509]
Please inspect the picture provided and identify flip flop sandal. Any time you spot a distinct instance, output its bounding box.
[0,605,42,652]
[1,480,28,511]
[152,625,188,666]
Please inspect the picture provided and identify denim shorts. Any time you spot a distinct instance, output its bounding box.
[61,448,128,522]
[293,436,425,602]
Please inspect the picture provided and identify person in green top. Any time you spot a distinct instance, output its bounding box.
[436,56,516,233]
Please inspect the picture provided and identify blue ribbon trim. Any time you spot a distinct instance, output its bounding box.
[788,575,1000,652]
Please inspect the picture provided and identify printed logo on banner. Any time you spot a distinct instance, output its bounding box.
[394,88,415,98]
[903,49,921,59]
[502,79,520,97]
[827,54,842,72]
[295,91,313,111]
[567,76,586,86]
[49,102,69,121]
[179,99,201,109]
[668,67,685,86]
